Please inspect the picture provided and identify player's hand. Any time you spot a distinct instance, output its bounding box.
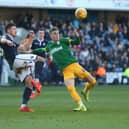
[6,40,16,46]
[73,29,79,37]
[26,50,32,54]
[36,56,46,62]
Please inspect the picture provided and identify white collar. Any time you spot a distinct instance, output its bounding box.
[38,38,44,42]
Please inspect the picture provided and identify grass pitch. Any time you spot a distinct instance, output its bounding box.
[0,85,129,129]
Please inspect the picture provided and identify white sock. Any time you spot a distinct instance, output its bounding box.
[32,91,35,93]
[21,104,27,108]
[79,102,85,107]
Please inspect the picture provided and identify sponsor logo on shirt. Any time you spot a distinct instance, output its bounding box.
[50,46,63,54]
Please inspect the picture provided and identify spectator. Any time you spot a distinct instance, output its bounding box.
[31,29,49,83]
[0,47,4,83]
[96,64,106,84]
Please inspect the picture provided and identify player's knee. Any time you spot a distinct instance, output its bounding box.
[24,75,33,87]
[91,79,97,86]
[66,86,75,92]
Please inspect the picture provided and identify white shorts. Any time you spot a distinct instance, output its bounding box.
[13,54,37,82]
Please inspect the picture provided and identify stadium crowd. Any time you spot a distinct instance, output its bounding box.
[0,13,129,85]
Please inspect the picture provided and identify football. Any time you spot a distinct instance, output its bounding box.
[75,7,87,19]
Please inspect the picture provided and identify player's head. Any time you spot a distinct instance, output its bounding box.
[49,27,59,42]
[28,30,35,39]
[5,23,17,37]
[38,29,45,40]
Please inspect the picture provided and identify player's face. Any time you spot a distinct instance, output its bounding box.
[8,26,17,37]
[29,31,35,39]
[38,31,44,39]
[50,30,59,42]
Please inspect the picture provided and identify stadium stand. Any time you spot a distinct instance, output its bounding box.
[0,8,129,85]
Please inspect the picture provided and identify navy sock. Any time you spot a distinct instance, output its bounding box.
[22,87,32,104]
[32,86,36,91]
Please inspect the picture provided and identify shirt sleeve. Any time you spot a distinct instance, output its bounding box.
[32,48,46,54]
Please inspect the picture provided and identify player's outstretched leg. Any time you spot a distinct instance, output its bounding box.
[30,79,42,99]
[81,74,96,102]
[31,79,42,95]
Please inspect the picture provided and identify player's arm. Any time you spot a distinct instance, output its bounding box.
[17,43,31,52]
[32,48,47,54]
[0,36,15,46]
[36,55,46,62]
[67,29,81,45]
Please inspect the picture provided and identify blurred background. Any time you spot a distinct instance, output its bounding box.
[0,0,129,86]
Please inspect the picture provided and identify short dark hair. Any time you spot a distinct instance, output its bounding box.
[38,29,45,32]
[49,26,58,33]
[5,23,16,33]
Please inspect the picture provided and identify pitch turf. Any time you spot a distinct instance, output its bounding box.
[0,85,129,129]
